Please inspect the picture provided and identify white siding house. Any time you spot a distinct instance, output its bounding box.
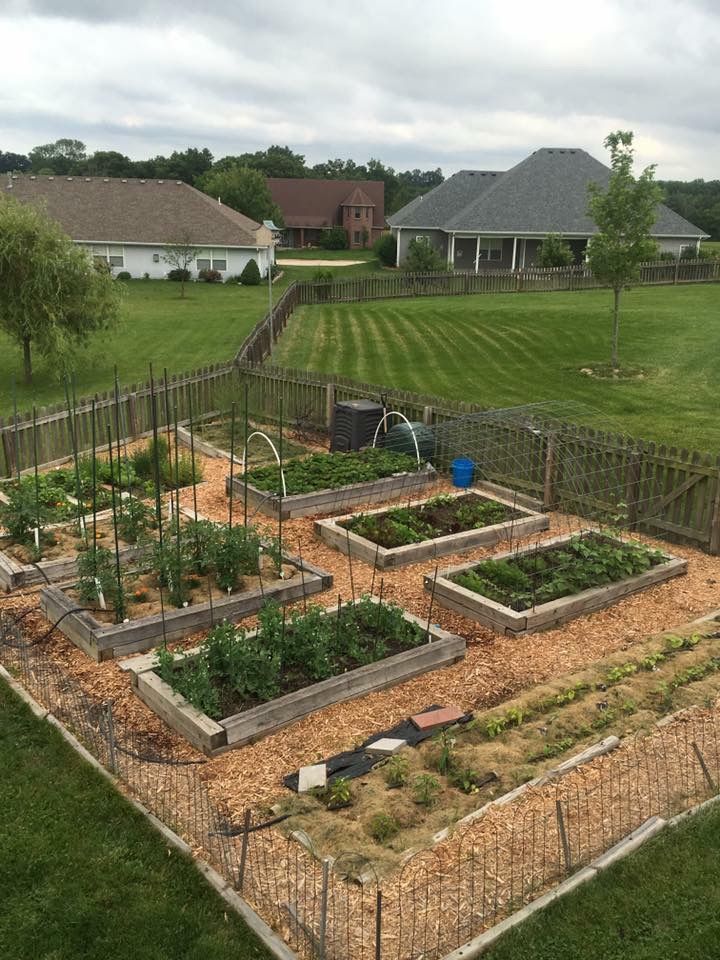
[3,175,275,280]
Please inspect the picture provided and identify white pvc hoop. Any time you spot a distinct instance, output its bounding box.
[241,430,287,498]
[371,411,421,467]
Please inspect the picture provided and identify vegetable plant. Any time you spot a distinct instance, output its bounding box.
[368,813,400,844]
[245,448,418,496]
[384,755,409,789]
[412,774,441,808]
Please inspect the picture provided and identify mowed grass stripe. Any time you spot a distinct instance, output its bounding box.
[271,285,720,449]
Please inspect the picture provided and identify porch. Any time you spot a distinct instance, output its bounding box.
[449,235,588,271]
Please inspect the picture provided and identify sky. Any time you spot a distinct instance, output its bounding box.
[1,0,718,179]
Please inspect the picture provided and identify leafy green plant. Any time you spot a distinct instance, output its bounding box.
[451,767,486,795]
[245,448,418,496]
[325,777,353,810]
[384,755,409,789]
[606,662,638,684]
[434,730,457,776]
[484,715,508,738]
[116,497,155,544]
[412,774,441,808]
[368,812,400,844]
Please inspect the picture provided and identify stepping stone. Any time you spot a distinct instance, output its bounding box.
[298,763,327,793]
[366,737,407,757]
[410,705,465,731]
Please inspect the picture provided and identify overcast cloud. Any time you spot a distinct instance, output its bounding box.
[1,0,718,178]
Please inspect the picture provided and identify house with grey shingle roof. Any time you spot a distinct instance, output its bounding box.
[3,174,275,280]
[387,148,708,270]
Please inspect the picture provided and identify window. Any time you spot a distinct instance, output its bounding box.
[353,231,361,244]
[196,257,211,271]
[415,235,429,243]
[211,249,227,271]
[354,207,361,219]
[108,244,124,268]
[476,237,503,261]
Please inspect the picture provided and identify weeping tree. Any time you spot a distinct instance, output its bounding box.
[0,197,122,384]
[587,131,663,370]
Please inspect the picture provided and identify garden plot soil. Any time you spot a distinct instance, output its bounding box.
[5,453,720,838]
[63,555,299,625]
[1,520,126,564]
[196,417,325,464]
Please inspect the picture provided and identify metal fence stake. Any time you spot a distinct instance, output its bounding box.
[375,889,383,960]
[318,857,330,959]
[104,701,118,775]
[238,808,252,893]
[556,799,572,873]
[692,741,718,794]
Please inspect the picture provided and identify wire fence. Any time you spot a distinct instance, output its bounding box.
[2,606,720,959]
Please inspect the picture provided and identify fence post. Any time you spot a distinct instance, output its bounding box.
[2,428,17,479]
[674,257,680,284]
[625,449,643,528]
[318,857,331,959]
[555,799,572,873]
[422,405,434,426]
[104,701,118,774]
[238,808,252,892]
[543,434,556,509]
[692,741,718,794]
[325,383,336,431]
[710,470,720,555]
[375,889,383,960]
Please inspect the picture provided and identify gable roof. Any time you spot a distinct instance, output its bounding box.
[2,175,269,247]
[389,149,707,238]
[267,177,385,229]
[341,185,376,207]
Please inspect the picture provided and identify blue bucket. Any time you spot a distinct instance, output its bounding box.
[451,457,475,488]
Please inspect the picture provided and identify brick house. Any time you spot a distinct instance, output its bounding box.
[267,178,385,249]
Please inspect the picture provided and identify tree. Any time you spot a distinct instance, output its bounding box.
[197,165,283,225]
[587,131,663,369]
[162,234,200,298]
[0,151,30,173]
[535,233,574,268]
[402,237,445,272]
[29,139,87,174]
[81,150,134,178]
[0,198,121,384]
[215,145,307,179]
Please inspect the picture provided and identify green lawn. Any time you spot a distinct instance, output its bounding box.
[0,678,270,960]
[277,247,377,261]
[485,803,720,959]
[272,284,720,450]
[0,261,377,417]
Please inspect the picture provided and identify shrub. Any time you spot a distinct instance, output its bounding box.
[239,259,261,285]
[224,274,243,284]
[198,268,222,283]
[167,267,191,282]
[368,813,400,844]
[319,226,348,250]
[535,233,575,267]
[402,237,445,272]
[116,270,132,281]
[374,233,396,266]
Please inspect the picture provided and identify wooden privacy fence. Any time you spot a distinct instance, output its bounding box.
[238,363,720,554]
[236,258,720,364]
[0,363,236,477]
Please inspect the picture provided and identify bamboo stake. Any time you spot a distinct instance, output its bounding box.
[229,401,237,528]
[106,424,125,624]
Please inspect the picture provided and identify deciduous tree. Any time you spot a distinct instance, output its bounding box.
[0,198,121,384]
[197,165,283,225]
[587,131,663,369]
[162,233,201,299]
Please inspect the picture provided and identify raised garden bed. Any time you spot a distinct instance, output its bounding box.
[122,597,466,754]
[227,448,437,520]
[426,531,688,636]
[315,490,549,569]
[39,529,333,660]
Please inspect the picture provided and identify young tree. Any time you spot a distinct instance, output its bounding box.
[535,233,574,267]
[402,237,445,272]
[587,131,663,369]
[162,233,200,298]
[0,198,121,384]
[373,232,396,267]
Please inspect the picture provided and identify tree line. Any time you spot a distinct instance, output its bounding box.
[0,140,443,218]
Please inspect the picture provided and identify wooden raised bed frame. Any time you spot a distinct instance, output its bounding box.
[314,488,550,569]
[226,464,437,520]
[425,532,688,636]
[121,599,466,755]
[39,550,333,662]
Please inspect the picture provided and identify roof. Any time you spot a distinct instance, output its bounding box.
[267,177,385,229]
[387,170,501,228]
[2,175,269,247]
[341,185,376,207]
[389,149,707,238]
